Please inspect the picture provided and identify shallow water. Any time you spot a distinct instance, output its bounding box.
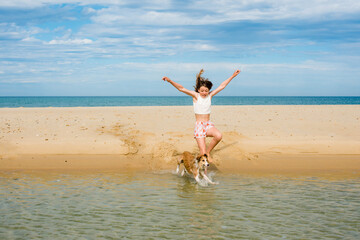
[0,171,359,239]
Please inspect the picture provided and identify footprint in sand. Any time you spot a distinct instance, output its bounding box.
[243,152,259,161]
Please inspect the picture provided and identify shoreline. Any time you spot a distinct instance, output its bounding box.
[1,154,359,175]
[1,105,359,174]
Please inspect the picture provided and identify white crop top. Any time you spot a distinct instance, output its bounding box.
[193,93,211,114]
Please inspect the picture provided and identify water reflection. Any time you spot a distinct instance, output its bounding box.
[1,170,359,239]
[175,173,224,237]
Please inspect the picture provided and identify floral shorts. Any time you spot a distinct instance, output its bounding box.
[194,121,215,138]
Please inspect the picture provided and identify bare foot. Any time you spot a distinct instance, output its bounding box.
[206,154,213,163]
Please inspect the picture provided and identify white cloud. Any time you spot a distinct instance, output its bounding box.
[0,23,44,43]
[48,38,93,45]
[21,37,42,42]
[1,0,359,96]
[193,0,360,21]
[83,0,360,27]
[0,0,170,9]
[3,1,358,24]
[187,43,218,51]
[114,60,342,74]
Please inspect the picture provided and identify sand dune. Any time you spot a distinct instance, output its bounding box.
[0,105,359,173]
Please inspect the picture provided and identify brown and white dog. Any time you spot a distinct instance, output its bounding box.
[176,151,217,185]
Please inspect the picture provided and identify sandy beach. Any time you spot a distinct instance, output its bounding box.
[0,105,359,173]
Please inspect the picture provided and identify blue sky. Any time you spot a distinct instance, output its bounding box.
[0,0,359,96]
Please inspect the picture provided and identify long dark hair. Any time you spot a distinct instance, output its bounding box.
[194,69,213,92]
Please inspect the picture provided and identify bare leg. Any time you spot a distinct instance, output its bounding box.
[195,137,206,155]
[195,137,208,173]
[205,127,222,162]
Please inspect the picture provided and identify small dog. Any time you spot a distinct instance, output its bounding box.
[176,151,217,185]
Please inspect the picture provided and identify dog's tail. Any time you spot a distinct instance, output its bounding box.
[176,157,184,173]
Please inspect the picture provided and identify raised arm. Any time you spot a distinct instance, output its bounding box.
[210,70,241,97]
[162,76,197,98]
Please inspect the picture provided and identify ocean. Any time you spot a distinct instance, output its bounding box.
[0,96,359,108]
[0,171,359,239]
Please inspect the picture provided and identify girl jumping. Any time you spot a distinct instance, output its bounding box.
[162,69,241,163]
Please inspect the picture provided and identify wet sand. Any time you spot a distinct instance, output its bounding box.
[1,105,359,174]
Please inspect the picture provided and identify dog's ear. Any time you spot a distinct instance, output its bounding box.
[196,155,201,161]
[204,154,208,158]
